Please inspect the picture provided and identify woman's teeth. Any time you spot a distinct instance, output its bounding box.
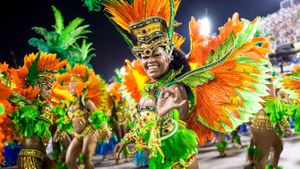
[148,65,158,71]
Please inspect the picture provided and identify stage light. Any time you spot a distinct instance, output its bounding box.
[199,17,211,35]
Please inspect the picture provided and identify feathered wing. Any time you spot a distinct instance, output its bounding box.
[177,13,271,144]
[280,65,300,134]
[281,65,300,98]
[0,81,13,165]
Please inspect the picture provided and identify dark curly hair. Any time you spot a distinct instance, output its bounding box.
[169,48,193,98]
[170,48,191,76]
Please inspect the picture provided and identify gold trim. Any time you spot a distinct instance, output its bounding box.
[19,149,46,161]
[73,125,96,139]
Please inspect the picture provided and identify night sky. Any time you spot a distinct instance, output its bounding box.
[0,0,282,80]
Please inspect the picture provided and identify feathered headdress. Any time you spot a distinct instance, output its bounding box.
[100,0,181,59]
[9,53,67,101]
[57,64,109,109]
[23,52,68,86]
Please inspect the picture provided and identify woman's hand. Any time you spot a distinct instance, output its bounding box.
[157,86,187,118]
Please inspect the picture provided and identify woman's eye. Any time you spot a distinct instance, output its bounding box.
[142,56,149,60]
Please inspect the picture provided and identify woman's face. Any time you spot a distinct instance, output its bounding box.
[141,46,170,80]
[40,82,52,100]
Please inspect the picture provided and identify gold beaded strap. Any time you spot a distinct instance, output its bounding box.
[36,105,54,126]
[160,119,178,141]
[73,125,96,139]
[172,155,196,169]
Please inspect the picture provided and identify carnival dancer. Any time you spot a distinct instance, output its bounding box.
[83,0,271,168]
[62,64,110,169]
[28,6,104,168]
[247,72,289,169]
[7,53,67,169]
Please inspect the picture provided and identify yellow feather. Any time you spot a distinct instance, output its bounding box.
[53,88,75,101]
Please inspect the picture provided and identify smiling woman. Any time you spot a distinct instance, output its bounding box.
[97,0,273,169]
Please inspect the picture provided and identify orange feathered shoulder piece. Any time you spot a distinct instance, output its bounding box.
[120,59,148,103]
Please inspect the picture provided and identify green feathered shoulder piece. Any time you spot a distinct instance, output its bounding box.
[10,105,40,138]
[264,98,288,124]
[264,98,290,136]
[52,105,73,134]
[9,100,53,140]
[90,110,109,129]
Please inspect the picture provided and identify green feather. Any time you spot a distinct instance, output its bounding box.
[177,71,214,87]
[60,20,91,48]
[71,39,96,66]
[264,98,288,124]
[28,38,50,53]
[128,0,134,4]
[0,104,4,115]
[51,6,64,33]
[206,32,235,64]
[82,0,104,12]
[287,102,300,134]
[247,146,260,158]
[35,120,52,139]
[29,6,92,65]
[176,41,233,87]
[112,68,123,83]
[52,106,73,134]
[26,53,40,87]
[168,0,175,50]
[10,106,39,138]
[234,18,260,48]
[56,159,68,169]
[31,27,50,37]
